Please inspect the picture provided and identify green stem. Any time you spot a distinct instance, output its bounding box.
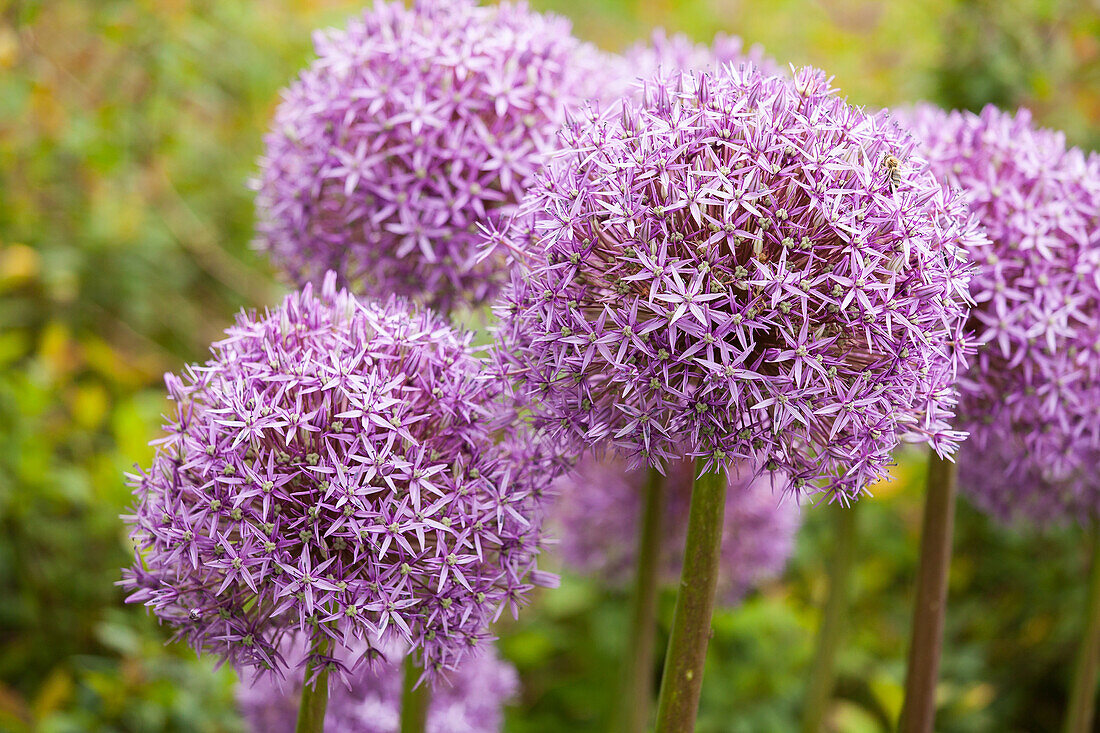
[1062,528,1100,733]
[802,500,859,733]
[653,461,727,733]
[899,451,958,733]
[618,466,669,733]
[295,638,331,733]
[400,654,430,733]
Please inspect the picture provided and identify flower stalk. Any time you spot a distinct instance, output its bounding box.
[899,451,958,733]
[295,638,331,733]
[654,461,728,733]
[802,500,859,733]
[401,655,430,733]
[619,466,668,733]
[1063,527,1100,733]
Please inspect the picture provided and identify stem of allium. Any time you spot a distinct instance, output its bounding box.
[295,638,331,733]
[899,451,958,733]
[618,466,668,733]
[653,461,727,733]
[801,499,859,733]
[1062,527,1100,733]
[400,654,430,733]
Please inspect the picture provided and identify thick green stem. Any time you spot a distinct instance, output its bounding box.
[400,654,430,733]
[802,500,859,733]
[618,466,669,733]
[1062,528,1100,733]
[295,638,331,733]
[653,461,727,733]
[899,451,958,733]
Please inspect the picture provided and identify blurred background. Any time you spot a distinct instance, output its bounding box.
[1,0,1099,730]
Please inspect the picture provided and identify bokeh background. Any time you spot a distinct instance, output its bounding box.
[2,0,1099,730]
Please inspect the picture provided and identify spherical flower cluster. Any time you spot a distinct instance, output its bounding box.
[956,438,1100,526]
[903,104,1100,523]
[121,272,561,682]
[494,65,980,500]
[551,454,800,604]
[254,0,611,313]
[623,29,779,86]
[238,637,518,733]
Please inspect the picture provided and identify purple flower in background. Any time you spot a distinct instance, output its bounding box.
[904,104,1100,524]
[623,28,779,84]
[121,273,561,683]
[238,636,518,733]
[583,29,779,109]
[551,454,800,604]
[494,66,980,500]
[254,0,611,313]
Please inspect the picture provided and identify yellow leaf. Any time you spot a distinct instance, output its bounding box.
[83,335,164,388]
[38,321,79,384]
[0,25,17,70]
[0,243,40,288]
[71,382,110,430]
[960,682,996,712]
[30,668,72,722]
[869,674,905,722]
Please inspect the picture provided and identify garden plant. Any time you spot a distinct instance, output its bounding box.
[4,1,1100,732]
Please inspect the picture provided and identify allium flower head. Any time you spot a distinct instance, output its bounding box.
[255,0,610,313]
[903,104,1100,524]
[495,66,979,499]
[121,273,559,682]
[552,454,800,604]
[238,637,518,733]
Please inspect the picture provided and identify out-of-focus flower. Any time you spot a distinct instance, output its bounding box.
[904,104,1100,524]
[623,28,779,84]
[551,454,799,604]
[254,0,612,313]
[494,65,979,501]
[238,636,518,733]
[121,272,561,683]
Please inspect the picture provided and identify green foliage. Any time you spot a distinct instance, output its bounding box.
[931,0,1100,151]
[497,465,1089,732]
[0,1,355,728]
[1,0,1097,730]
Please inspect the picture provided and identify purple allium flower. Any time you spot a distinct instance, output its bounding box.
[623,28,779,84]
[493,66,980,500]
[238,636,518,733]
[903,104,1100,524]
[121,272,561,683]
[551,454,800,604]
[254,0,612,313]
